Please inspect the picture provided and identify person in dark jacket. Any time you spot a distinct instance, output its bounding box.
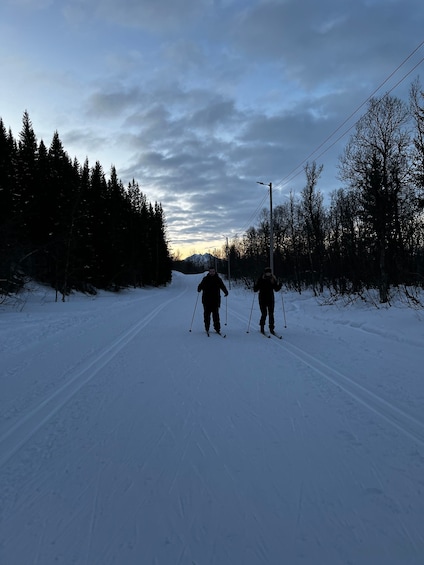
[253,266,282,334]
[197,267,228,334]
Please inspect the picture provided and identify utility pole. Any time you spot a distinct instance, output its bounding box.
[226,237,231,289]
[257,181,273,273]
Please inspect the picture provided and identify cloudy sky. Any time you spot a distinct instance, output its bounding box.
[1,0,423,257]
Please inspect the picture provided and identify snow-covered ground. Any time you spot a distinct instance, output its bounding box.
[1,271,423,565]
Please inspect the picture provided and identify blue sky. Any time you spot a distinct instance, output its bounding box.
[1,0,423,257]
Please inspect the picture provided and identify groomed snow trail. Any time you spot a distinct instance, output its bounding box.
[0,272,423,564]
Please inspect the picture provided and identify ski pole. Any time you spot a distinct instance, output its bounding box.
[189,292,200,332]
[224,294,228,326]
[281,290,287,328]
[246,292,255,333]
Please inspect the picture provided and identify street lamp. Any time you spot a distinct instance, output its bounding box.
[257,181,273,273]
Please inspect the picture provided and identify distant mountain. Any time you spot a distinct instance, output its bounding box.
[184,253,216,268]
[172,252,224,275]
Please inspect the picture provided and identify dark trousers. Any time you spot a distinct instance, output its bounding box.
[204,305,220,332]
[259,299,275,331]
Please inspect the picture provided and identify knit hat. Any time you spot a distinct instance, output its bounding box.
[264,267,272,273]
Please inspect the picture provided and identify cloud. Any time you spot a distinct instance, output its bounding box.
[5,0,53,8]
[87,0,214,32]
[2,0,423,254]
[231,0,423,88]
[85,86,144,117]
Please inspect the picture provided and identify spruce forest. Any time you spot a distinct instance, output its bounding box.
[221,85,424,304]
[0,112,172,301]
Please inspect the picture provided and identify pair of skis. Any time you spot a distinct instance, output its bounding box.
[204,330,282,339]
[261,330,282,339]
[206,330,226,338]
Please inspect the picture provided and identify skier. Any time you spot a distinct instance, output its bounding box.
[197,266,228,334]
[253,266,282,335]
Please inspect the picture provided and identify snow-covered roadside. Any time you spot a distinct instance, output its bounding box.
[1,272,423,564]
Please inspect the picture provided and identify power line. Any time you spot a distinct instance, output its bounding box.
[230,39,424,243]
[233,190,269,238]
[273,39,424,192]
[311,55,424,165]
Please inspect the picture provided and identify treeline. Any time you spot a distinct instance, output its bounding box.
[0,111,171,300]
[226,82,424,303]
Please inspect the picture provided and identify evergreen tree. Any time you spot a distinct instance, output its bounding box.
[73,158,94,291]
[0,120,18,289]
[15,111,39,269]
[87,161,109,287]
[151,202,172,285]
[105,165,129,288]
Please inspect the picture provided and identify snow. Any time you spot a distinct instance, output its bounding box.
[1,271,423,564]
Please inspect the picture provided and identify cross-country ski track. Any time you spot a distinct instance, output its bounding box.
[0,271,423,564]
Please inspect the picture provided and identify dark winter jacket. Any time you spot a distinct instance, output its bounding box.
[197,273,228,308]
[254,274,282,305]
